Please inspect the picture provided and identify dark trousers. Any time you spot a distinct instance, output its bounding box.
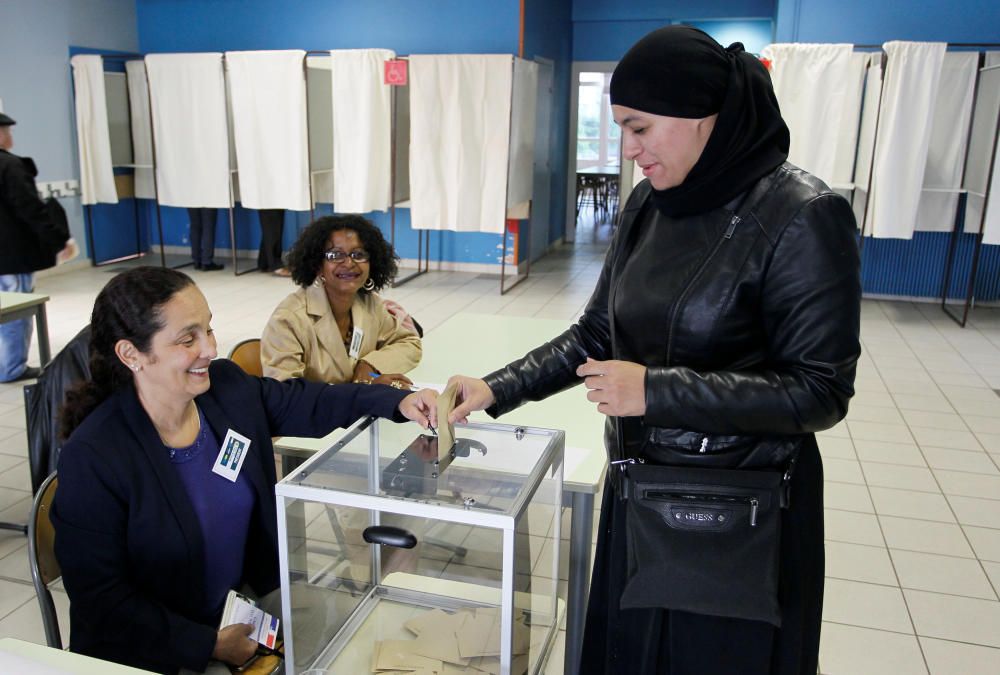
[186,208,218,266]
[257,209,285,271]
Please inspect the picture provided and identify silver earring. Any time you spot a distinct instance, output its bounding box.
[130,363,141,372]
[363,278,375,291]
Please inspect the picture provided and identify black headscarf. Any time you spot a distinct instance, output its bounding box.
[610,26,789,217]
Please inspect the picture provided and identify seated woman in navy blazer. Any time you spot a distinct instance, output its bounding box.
[51,266,438,674]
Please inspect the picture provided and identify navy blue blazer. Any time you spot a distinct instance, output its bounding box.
[51,359,408,674]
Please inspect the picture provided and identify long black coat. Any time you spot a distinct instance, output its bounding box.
[0,149,67,274]
[483,163,861,674]
[52,359,408,674]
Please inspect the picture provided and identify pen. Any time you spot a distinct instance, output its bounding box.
[427,423,438,437]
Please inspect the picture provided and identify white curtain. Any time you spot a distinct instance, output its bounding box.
[409,54,513,233]
[965,53,1000,242]
[124,60,155,200]
[915,52,978,233]
[866,41,947,239]
[506,58,538,214]
[984,139,1000,245]
[226,50,311,211]
[760,43,858,187]
[70,55,118,205]
[145,53,231,208]
[328,49,395,214]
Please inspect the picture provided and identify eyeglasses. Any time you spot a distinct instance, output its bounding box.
[323,249,370,263]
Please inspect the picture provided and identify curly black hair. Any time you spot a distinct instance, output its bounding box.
[287,214,399,293]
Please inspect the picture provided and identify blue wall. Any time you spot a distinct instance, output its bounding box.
[523,0,574,250]
[775,0,1000,44]
[129,0,540,267]
[137,0,519,54]
[572,0,775,60]
[0,0,139,259]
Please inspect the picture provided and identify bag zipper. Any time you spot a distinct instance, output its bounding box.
[645,490,760,527]
[611,458,644,500]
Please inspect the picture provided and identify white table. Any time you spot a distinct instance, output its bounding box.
[276,313,607,674]
[0,637,153,673]
[0,291,52,366]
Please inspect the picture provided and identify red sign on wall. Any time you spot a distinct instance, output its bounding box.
[384,59,408,86]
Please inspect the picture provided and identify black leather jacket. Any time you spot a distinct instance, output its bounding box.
[483,163,861,464]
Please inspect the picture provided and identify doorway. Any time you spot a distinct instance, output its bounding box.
[567,62,623,244]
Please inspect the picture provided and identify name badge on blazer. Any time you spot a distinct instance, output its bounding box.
[213,429,251,482]
[348,326,364,359]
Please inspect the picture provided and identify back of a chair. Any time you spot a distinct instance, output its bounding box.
[229,338,263,377]
[28,472,62,649]
[24,325,91,494]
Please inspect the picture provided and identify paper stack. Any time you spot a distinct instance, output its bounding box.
[370,606,531,674]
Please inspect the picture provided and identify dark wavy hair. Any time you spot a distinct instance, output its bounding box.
[59,266,195,440]
[286,214,398,293]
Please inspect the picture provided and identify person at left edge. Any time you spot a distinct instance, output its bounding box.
[0,112,71,382]
[51,266,438,674]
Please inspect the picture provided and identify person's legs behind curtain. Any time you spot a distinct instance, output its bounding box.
[257,209,288,276]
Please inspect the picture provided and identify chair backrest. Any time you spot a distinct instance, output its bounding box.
[229,338,263,377]
[27,472,62,649]
[24,325,91,494]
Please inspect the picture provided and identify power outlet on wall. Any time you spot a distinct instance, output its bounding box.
[36,179,81,199]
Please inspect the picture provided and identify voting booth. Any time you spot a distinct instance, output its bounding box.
[275,417,564,674]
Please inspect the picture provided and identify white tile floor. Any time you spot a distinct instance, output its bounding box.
[2,230,1000,673]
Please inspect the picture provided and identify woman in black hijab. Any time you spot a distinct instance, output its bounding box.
[448,26,861,674]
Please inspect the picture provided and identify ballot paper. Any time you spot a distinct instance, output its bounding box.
[435,383,458,459]
[373,606,530,674]
[219,590,280,649]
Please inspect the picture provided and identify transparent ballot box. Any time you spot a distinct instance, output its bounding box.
[275,417,565,675]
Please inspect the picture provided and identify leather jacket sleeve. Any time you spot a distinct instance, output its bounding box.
[643,193,861,435]
[482,233,619,418]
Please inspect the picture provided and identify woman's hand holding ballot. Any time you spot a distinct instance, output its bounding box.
[444,376,496,424]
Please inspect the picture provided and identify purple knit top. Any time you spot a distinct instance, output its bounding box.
[167,406,255,618]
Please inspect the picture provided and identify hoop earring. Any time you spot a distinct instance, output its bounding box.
[363,278,375,291]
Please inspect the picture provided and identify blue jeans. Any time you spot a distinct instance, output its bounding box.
[0,273,35,381]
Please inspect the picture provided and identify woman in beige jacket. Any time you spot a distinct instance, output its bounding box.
[262,215,421,387]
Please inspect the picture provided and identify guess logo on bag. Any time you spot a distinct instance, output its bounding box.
[666,505,733,531]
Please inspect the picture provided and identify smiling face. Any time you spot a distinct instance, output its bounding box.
[123,285,217,406]
[319,228,370,297]
[613,105,717,190]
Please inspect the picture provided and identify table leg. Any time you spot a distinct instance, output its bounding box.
[565,490,594,675]
[35,305,51,367]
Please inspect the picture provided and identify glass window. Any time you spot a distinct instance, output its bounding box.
[576,72,621,170]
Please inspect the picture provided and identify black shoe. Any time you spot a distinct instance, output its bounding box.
[9,366,42,382]
[201,262,224,271]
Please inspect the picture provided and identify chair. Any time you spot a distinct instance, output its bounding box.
[229,338,262,377]
[27,472,62,649]
[0,325,91,536]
